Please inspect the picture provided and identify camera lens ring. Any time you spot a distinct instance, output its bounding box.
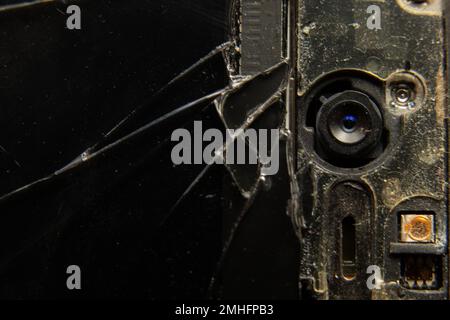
[316,90,383,158]
[328,100,371,144]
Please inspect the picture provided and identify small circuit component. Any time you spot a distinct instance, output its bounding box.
[401,255,441,290]
[400,214,434,243]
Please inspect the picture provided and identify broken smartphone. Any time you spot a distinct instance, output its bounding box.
[0,0,449,302]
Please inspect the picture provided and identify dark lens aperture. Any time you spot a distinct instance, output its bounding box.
[342,114,358,132]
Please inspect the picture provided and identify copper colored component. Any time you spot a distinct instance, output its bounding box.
[401,214,434,243]
[407,216,432,241]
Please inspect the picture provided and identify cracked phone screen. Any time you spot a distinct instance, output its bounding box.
[0,0,299,299]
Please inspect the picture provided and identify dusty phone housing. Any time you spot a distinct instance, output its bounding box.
[234,0,449,299]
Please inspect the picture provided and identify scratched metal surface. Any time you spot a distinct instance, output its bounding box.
[294,0,448,299]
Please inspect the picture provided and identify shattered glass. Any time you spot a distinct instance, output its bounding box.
[0,0,299,299]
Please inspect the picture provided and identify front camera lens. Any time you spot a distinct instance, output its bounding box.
[315,90,383,161]
[328,101,370,145]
